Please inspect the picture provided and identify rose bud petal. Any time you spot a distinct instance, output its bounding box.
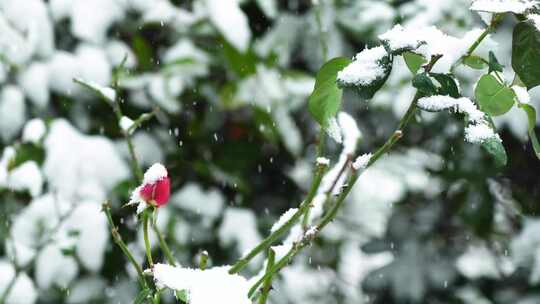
[153,176,170,207]
[130,163,171,212]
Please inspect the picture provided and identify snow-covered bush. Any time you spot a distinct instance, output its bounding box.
[1,0,540,303]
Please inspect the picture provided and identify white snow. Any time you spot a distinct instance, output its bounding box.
[171,183,225,225]
[320,154,349,196]
[304,226,318,239]
[17,63,50,108]
[1,0,54,59]
[22,118,46,144]
[418,95,485,123]
[119,116,134,133]
[326,117,343,144]
[74,77,116,102]
[338,112,361,155]
[0,85,26,142]
[470,0,536,14]
[63,202,110,272]
[271,244,293,260]
[0,260,38,304]
[337,46,388,87]
[0,14,33,66]
[43,119,129,200]
[143,163,168,185]
[378,25,494,73]
[418,95,500,144]
[70,0,125,44]
[456,244,501,279]
[205,0,252,52]
[316,157,330,166]
[529,14,540,31]
[465,123,501,144]
[7,161,43,197]
[47,47,112,97]
[153,263,251,304]
[106,40,137,68]
[271,208,298,233]
[379,24,426,51]
[219,208,262,260]
[35,244,78,289]
[352,153,372,170]
[512,85,530,104]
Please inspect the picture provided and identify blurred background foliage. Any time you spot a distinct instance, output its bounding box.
[1,0,540,303]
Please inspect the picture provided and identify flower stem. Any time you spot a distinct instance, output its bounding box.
[102,202,147,288]
[152,224,176,266]
[143,211,154,268]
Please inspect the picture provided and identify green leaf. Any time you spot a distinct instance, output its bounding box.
[431,73,460,98]
[133,289,152,304]
[488,51,504,74]
[512,21,540,89]
[176,290,189,302]
[132,36,153,71]
[463,55,487,70]
[519,103,540,160]
[308,57,352,128]
[7,144,45,171]
[337,50,393,100]
[474,74,515,116]
[403,51,426,75]
[481,137,508,168]
[223,40,257,78]
[356,54,393,100]
[412,73,438,96]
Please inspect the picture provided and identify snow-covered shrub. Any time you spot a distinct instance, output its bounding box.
[1,0,540,303]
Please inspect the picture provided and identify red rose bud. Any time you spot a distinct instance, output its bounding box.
[129,163,170,212]
[139,176,170,207]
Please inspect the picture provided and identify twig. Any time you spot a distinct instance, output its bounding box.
[257,249,276,304]
[103,202,147,288]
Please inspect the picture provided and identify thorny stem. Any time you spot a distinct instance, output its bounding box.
[103,202,147,288]
[302,129,327,230]
[452,13,503,71]
[143,211,154,268]
[257,249,276,304]
[249,54,449,298]
[228,164,327,274]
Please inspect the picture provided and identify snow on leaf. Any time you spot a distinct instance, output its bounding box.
[337,46,388,87]
[205,0,252,52]
[22,118,46,145]
[465,123,501,144]
[470,0,536,14]
[74,77,116,103]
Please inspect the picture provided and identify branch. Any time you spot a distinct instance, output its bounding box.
[103,202,147,288]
